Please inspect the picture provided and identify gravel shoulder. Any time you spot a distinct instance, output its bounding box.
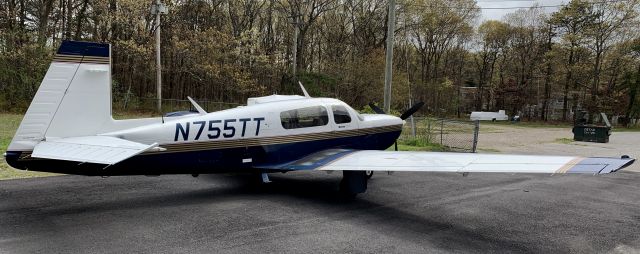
[478,124,640,172]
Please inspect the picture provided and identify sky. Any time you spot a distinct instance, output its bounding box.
[477,0,570,21]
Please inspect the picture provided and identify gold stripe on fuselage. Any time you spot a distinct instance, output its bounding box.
[14,125,403,158]
[145,124,403,154]
[80,56,110,64]
[52,54,83,63]
[52,54,110,64]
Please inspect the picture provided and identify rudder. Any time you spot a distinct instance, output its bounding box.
[7,41,112,152]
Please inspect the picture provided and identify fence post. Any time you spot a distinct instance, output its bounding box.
[440,119,444,145]
[472,120,480,153]
[410,116,416,138]
[427,119,431,144]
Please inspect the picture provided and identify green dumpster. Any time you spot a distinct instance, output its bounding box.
[572,112,611,143]
[572,125,610,143]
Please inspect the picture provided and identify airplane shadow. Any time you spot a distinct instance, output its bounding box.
[28,173,538,253]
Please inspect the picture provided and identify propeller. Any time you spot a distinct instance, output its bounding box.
[369,101,424,120]
[400,102,425,120]
[368,101,424,152]
[368,103,386,114]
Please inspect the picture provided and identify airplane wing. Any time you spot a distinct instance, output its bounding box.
[258,149,634,174]
[32,136,163,165]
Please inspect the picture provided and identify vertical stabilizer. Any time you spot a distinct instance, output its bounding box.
[8,41,112,151]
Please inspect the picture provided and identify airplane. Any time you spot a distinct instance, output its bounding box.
[3,41,635,196]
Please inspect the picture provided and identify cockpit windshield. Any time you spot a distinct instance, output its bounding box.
[344,104,365,121]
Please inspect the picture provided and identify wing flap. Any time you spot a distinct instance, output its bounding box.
[261,149,633,174]
[32,136,160,165]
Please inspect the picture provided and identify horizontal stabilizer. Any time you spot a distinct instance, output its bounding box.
[32,136,163,165]
[258,149,634,174]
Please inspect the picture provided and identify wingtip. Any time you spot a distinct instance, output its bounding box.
[598,157,635,174]
[616,157,635,172]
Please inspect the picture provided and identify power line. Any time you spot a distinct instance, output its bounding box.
[404,0,626,10]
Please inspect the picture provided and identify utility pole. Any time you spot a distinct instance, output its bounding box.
[291,14,299,78]
[383,0,396,113]
[290,6,301,79]
[151,0,167,113]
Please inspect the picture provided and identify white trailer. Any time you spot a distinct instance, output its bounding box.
[470,110,509,121]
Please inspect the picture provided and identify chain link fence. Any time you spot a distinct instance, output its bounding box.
[399,117,479,153]
[113,98,242,117]
[137,98,243,113]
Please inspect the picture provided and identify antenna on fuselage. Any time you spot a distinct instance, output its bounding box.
[187,96,207,115]
[298,81,310,98]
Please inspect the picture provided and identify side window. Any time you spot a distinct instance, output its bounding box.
[332,105,352,124]
[280,106,329,129]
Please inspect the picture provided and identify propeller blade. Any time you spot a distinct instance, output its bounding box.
[400,102,425,120]
[369,103,386,114]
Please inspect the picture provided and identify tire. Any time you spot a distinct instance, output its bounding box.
[365,170,374,179]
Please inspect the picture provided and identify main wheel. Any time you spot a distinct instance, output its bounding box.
[365,170,374,179]
[339,171,368,197]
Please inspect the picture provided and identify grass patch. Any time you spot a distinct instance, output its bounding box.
[482,121,572,129]
[111,110,159,120]
[484,121,640,131]
[612,127,640,132]
[554,138,574,144]
[477,147,501,153]
[0,113,58,180]
[391,138,447,152]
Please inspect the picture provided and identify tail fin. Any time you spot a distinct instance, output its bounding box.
[8,41,112,151]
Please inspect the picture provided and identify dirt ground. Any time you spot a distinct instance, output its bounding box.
[477,124,640,172]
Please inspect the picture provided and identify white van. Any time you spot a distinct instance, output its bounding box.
[470,110,509,121]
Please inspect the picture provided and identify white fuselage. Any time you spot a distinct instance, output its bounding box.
[103,97,402,148]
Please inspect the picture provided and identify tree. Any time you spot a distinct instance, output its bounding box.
[474,20,510,110]
[549,0,595,120]
[584,0,638,117]
[0,0,638,124]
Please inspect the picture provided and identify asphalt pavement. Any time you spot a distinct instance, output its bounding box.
[1,170,639,253]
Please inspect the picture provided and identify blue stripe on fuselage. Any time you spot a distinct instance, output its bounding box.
[7,130,401,176]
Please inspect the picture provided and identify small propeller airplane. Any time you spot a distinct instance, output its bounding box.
[4,41,635,196]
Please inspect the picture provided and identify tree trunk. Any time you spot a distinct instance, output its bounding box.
[64,0,72,39]
[626,64,640,127]
[590,49,603,116]
[562,47,575,121]
[36,0,54,46]
[74,0,89,40]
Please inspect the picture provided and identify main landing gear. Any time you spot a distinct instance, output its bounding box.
[339,171,369,198]
[365,170,374,179]
[256,170,372,198]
